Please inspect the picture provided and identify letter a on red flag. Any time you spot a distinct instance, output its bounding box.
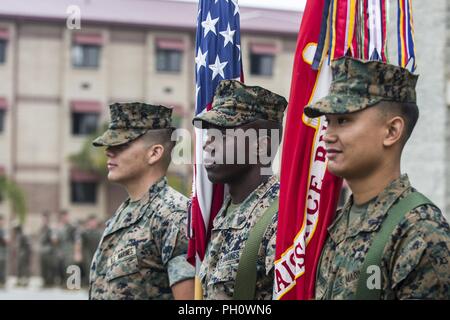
[274,0,343,300]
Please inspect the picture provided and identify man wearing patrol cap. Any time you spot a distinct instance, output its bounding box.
[304,57,450,299]
[89,102,195,300]
[193,80,287,300]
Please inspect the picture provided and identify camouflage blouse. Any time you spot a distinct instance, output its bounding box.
[89,177,194,299]
[315,174,450,300]
[199,175,279,300]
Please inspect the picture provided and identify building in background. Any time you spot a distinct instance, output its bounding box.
[0,0,301,234]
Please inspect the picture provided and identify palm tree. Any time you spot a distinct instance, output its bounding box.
[69,124,108,177]
[0,176,27,224]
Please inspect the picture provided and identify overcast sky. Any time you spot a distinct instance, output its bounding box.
[176,0,306,11]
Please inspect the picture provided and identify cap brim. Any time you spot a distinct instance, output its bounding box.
[303,94,381,118]
[192,109,254,129]
[92,128,148,147]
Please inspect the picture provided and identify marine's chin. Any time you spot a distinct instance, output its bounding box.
[107,171,122,183]
[205,166,223,184]
[326,162,346,178]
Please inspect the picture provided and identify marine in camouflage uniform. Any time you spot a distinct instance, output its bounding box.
[0,215,8,287]
[15,225,31,287]
[39,212,57,287]
[305,57,450,299]
[314,174,450,299]
[76,216,102,287]
[198,176,279,300]
[89,103,194,300]
[193,80,287,300]
[56,210,77,286]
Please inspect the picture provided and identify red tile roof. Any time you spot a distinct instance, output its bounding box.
[0,0,302,35]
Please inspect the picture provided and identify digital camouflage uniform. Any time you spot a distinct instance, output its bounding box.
[56,222,77,284]
[16,227,31,286]
[89,103,194,300]
[194,80,288,300]
[89,177,193,300]
[0,227,7,286]
[304,57,418,118]
[76,225,102,287]
[198,176,280,300]
[193,80,287,128]
[305,57,450,299]
[40,224,57,286]
[315,175,450,299]
[93,102,173,147]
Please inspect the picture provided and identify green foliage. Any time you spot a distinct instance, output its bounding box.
[69,124,108,177]
[167,172,191,197]
[0,176,27,224]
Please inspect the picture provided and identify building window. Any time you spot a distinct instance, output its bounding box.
[72,44,101,68]
[71,181,97,204]
[0,40,6,64]
[156,49,182,73]
[250,53,274,76]
[0,110,5,133]
[72,112,99,135]
[155,38,185,73]
[249,43,277,77]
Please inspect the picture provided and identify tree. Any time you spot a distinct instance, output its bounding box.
[0,176,27,224]
[69,124,108,177]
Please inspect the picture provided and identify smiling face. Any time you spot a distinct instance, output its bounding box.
[105,137,150,185]
[323,106,388,180]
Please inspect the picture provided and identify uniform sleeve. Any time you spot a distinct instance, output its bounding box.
[160,209,195,286]
[388,205,450,299]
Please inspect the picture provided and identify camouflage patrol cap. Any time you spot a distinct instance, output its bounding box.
[304,57,419,118]
[92,102,173,147]
[193,80,287,128]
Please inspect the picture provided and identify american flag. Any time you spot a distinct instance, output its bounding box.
[187,0,243,282]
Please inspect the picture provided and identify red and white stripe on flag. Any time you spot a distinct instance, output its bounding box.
[187,0,243,272]
[273,0,342,300]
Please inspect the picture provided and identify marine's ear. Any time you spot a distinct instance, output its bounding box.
[383,116,405,147]
[146,144,165,165]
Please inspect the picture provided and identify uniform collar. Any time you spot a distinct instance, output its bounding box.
[328,174,411,244]
[103,177,167,237]
[213,175,279,230]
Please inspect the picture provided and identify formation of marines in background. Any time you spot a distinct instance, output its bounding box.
[0,210,102,288]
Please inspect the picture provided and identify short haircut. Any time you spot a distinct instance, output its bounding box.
[243,119,284,161]
[249,119,283,141]
[141,128,176,169]
[377,101,419,146]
